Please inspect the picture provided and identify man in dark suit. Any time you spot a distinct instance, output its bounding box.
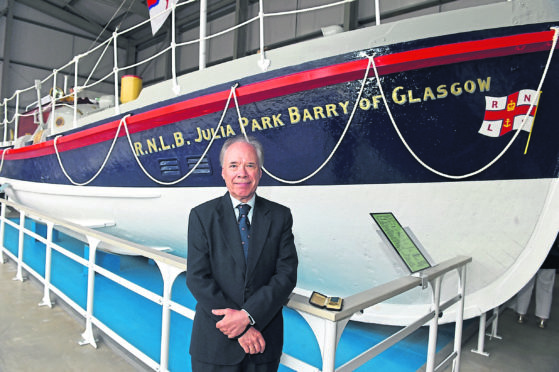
[186,136,298,371]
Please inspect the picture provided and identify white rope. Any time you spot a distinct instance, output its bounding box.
[84,38,113,88]
[53,84,236,186]
[120,84,238,186]
[0,148,8,175]
[54,115,129,186]
[371,26,559,180]
[232,56,374,184]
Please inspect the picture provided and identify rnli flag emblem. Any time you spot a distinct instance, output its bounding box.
[147,0,177,36]
[478,89,540,137]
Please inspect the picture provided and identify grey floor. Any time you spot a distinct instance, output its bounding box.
[0,257,146,372]
[1,256,558,371]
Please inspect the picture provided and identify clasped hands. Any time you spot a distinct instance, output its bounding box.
[213,308,266,355]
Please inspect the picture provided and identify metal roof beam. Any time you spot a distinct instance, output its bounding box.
[95,0,149,19]
[1,0,15,100]
[16,0,113,40]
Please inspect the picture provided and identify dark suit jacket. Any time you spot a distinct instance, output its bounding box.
[186,193,298,365]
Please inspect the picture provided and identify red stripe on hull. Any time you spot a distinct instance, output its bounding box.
[4,29,556,161]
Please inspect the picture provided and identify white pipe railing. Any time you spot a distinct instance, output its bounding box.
[0,0,368,145]
[286,256,471,372]
[199,0,207,71]
[0,197,188,372]
[0,197,470,372]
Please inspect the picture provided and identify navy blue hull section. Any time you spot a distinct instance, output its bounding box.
[2,23,559,188]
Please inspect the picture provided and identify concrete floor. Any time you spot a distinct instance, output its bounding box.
[441,279,559,372]
[0,257,146,372]
[1,255,558,371]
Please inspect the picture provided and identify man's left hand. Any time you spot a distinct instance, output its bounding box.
[212,308,250,338]
[238,327,266,354]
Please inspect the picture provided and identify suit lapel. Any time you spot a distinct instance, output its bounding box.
[247,195,271,277]
[217,193,246,273]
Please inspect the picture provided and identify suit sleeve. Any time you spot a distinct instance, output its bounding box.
[243,208,298,330]
[186,207,236,321]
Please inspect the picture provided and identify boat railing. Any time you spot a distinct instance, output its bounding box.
[0,196,471,372]
[0,0,363,147]
[286,255,471,372]
[0,0,511,146]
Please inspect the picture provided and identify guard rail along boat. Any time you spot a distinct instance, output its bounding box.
[0,0,558,325]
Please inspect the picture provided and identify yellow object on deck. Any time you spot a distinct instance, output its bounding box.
[120,75,142,104]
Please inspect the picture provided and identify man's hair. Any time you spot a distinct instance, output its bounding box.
[219,135,264,167]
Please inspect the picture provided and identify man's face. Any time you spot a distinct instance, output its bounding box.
[221,142,262,203]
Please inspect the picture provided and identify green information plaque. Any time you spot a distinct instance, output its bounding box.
[371,212,431,273]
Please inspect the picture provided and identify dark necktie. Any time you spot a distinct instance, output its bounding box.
[237,204,251,260]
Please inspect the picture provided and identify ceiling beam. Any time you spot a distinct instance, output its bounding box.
[131,0,239,48]
[95,0,149,19]
[1,0,15,100]
[16,0,113,40]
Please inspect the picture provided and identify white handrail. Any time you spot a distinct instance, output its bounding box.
[0,196,470,372]
[0,0,356,145]
[287,256,471,372]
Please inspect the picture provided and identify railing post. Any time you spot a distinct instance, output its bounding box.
[14,210,26,281]
[14,90,20,143]
[2,98,8,143]
[0,201,6,264]
[425,276,442,372]
[375,0,381,25]
[2,98,7,144]
[79,235,100,348]
[50,71,58,131]
[295,310,350,372]
[257,0,270,71]
[488,307,502,340]
[39,221,55,308]
[323,320,338,372]
[113,31,120,114]
[154,260,184,372]
[199,0,207,70]
[452,266,467,372]
[73,56,79,128]
[471,312,489,356]
[171,2,180,94]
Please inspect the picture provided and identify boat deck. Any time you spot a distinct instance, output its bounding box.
[1,256,557,371]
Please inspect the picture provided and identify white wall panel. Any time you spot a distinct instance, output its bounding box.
[0,16,5,58]
[296,0,344,35]
[208,12,235,63]
[137,43,168,82]
[13,1,92,39]
[178,27,200,72]
[10,19,75,68]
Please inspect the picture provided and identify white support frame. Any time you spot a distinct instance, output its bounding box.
[0,197,471,372]
[286,256,471,372]
[0,198,188,371]
[471,306,502,357]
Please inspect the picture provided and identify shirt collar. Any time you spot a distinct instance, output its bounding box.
[229,194,256,210]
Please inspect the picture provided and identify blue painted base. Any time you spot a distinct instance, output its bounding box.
[3,220,456,371]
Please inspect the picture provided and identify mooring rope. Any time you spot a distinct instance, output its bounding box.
[55,85,239,186]
[54,116,128,186]
[371,26,559,180]
[51,27,559,186]
[0,148,8,175]
[232,56,374,184]
[120,84,238,186]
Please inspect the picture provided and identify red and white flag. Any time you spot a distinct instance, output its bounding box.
[147,0,177,35]
[478,89,540,137]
